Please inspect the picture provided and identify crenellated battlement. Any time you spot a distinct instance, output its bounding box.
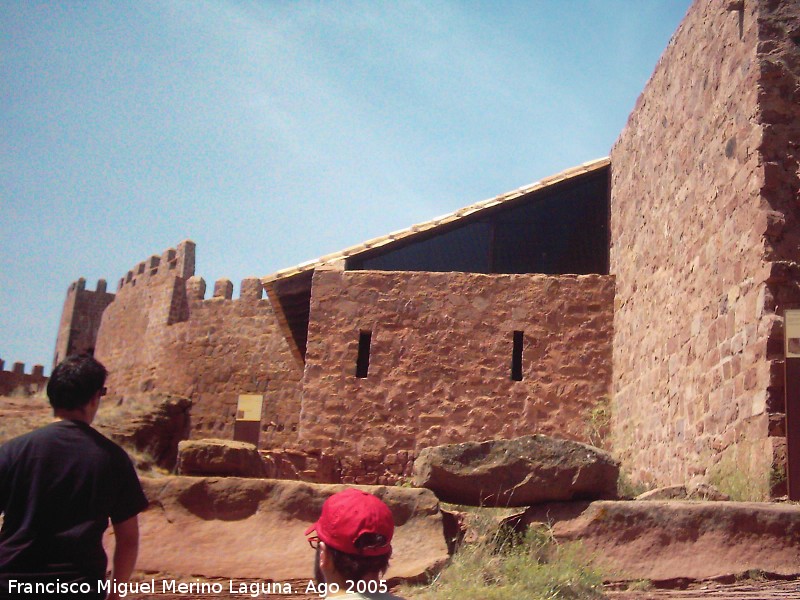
[0,358,47,396]
[67,277,109,294]
[55,240,299,451]
[54,276,117,367]
[0,359,45,377]
[186,276,265,302]
[116,240,196,292]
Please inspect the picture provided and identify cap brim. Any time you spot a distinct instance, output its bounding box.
[304,522,319,537]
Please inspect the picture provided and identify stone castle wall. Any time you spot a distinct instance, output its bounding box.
[299,268,614,484]
[0,360,47,396]
[93,242,302,448]
[53,278,115,366]
[48,0,798,490]
[610,0,797,494]
[94,241,197,399]
[161,277,303,447]
[756,0,800,497]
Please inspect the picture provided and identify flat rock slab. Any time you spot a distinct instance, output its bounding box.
[413,434,619,506]
[607,579,800,600]
[635,483,729,502]
[521,500,800,582]
[177,438,266,477]
[106,476,448,582]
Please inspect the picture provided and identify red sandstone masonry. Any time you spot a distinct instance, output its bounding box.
[757,3,800,411]
[299,269,614,485]
[53,2,797,491]
[95,241,197,399]
[53,278,115,367]
[610,0,797,494]
[0,359,47,396]
[755,0,800,498]
[162,276,303,448]
[93,242,302,448]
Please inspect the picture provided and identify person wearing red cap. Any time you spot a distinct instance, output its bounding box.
[305,488,405,599]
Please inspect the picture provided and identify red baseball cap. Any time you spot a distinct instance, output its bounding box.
[304,489,394,556]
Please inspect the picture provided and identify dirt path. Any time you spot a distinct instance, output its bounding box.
[122,578,330,600]
[121,577,420,600]
[120,577,800,599]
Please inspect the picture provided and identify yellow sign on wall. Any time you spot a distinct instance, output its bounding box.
[786,310,800,358]
[236,394,263,422]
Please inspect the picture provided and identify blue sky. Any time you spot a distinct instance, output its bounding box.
[1,1,691,373]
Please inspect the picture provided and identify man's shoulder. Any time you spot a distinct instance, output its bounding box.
[1,420,126,460]
[80,421,124,447]
[0,421,61,452]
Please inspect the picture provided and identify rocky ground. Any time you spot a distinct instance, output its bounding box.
[607,578,800,599]
[3,395,800,598]
[115,577,800,599]
[0,393,51,443]
[120,578,323,600]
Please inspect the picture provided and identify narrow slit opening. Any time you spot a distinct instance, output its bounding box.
[512,330,523,381]
[356,331,372,378]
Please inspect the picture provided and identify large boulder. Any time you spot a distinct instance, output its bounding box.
[519,500,800,582]
[177,438,267,477]
[413,434,619,506]
[111,476,449,582]
[95,394,191,470]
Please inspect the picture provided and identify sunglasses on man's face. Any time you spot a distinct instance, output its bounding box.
[307,537,320,550]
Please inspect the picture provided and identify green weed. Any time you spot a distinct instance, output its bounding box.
[401,515,605,600]
[707,443,767,502]
[584,397,612,450]
[616,471,649,499]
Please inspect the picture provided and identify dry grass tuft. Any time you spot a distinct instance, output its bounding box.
[0,394,165,477]
[94,395,156,426]
[401,514,605,600]
[0,394,53,445]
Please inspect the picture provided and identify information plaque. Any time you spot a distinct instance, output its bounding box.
[785,310,800,500]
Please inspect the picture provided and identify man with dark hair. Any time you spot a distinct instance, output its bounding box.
[0,355,148,600]
[305,488,405,599]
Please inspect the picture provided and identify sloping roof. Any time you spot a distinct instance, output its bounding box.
[262,157,610,284]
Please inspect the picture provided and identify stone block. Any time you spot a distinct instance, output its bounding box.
[177,438,267,477]
[413,434,619,506]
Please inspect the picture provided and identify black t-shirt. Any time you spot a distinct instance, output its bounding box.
[0,420,148,596]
